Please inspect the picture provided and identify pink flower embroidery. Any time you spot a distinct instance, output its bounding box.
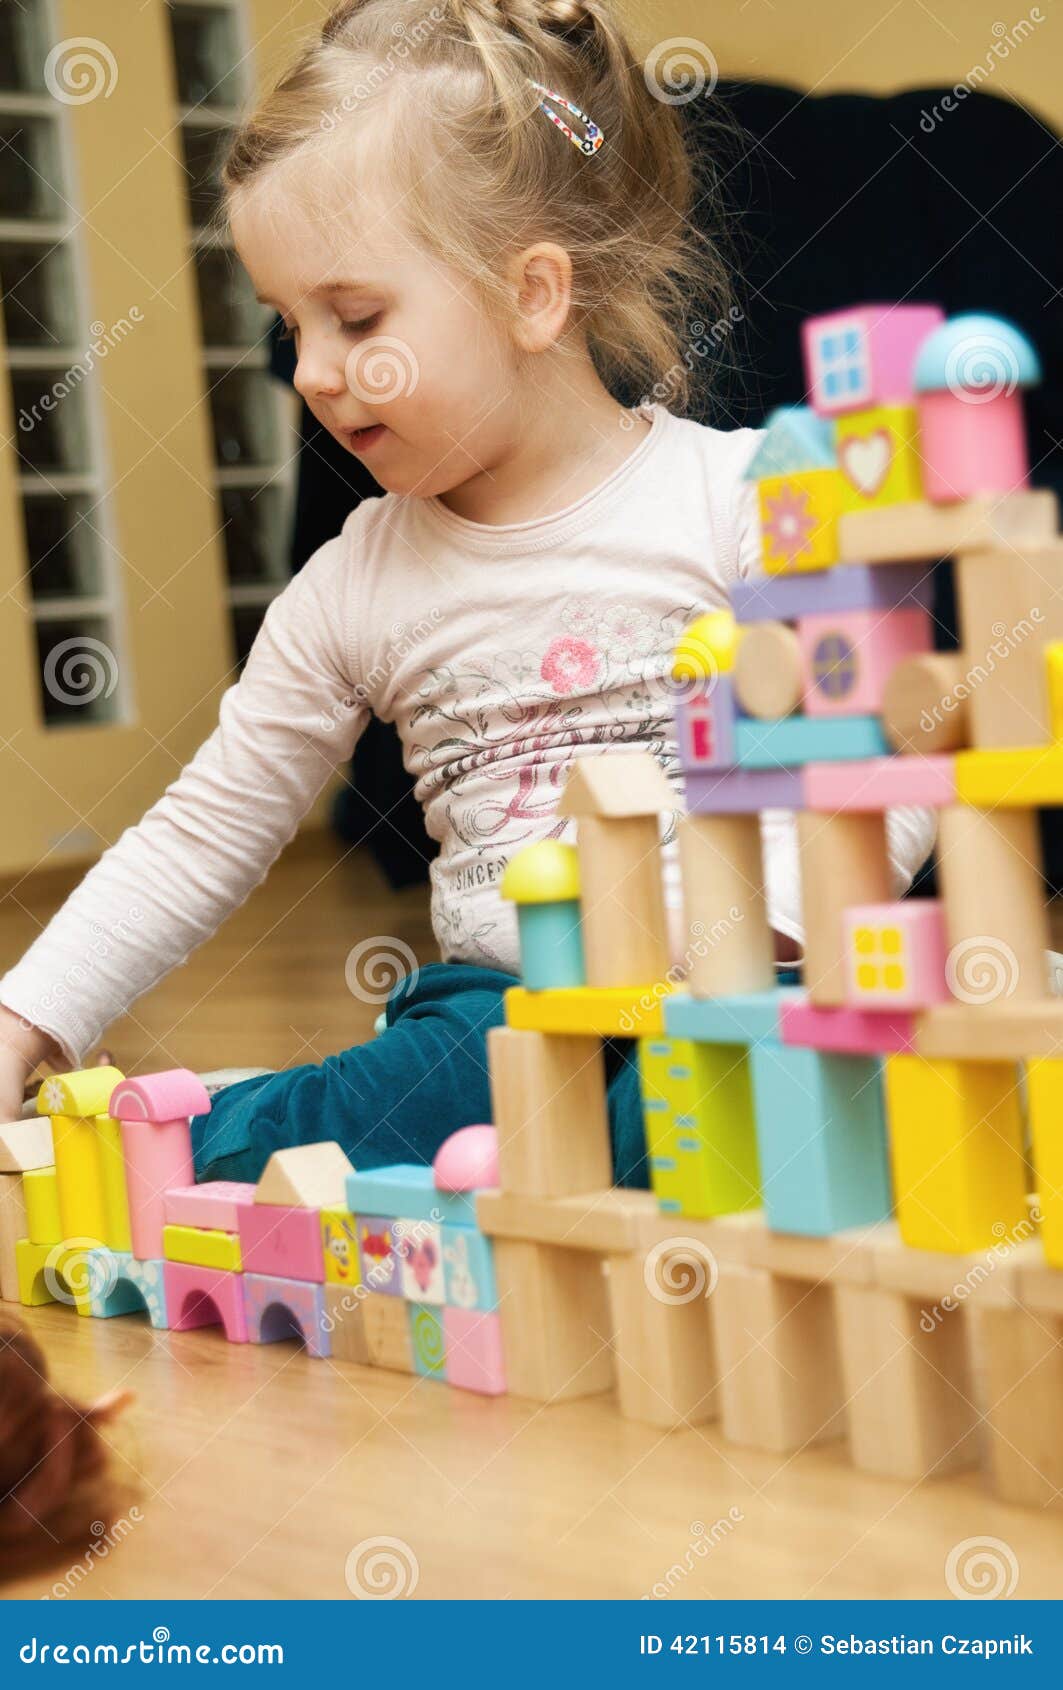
[540,636,601,695]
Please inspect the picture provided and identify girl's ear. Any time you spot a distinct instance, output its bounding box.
[508,242,573,353]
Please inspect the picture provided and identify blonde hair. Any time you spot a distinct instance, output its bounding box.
[219,0,736,415]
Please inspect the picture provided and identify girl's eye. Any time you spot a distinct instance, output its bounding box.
[342,314,379,335]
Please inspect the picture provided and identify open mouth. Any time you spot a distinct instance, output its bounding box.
[347,424,387,450]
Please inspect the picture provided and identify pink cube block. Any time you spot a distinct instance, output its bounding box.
[119,1117,194,1261]
[164,1261,248,1343]
[916,388,1030,504]
[164,1181,256,1233]
[797,607,931,718]
[845,900,950,1010]
[237,1203,324,1281]
[443,1307,507,1396]
[779,996,917,1056]
[804,754,956,811]
[802,303,944,416]
[244,1273,329,1357]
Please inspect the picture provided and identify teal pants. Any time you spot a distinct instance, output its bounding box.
[191,962,649,1189]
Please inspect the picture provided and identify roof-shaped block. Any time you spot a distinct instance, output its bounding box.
[108,1068,211,1123]
[558,750,675,819]
[0,1117,54,1173]
[37,1065,125,1119]
[255,1141,355,1209]
[743,406,836,480]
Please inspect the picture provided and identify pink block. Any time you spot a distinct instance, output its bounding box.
[797,607,931,718]
[120,1117,194,1260]
[443,1306,507,1396]
[779,996,916,1056]
[164,1181,257,1233]
[916,388,1030,504]
[433,1125,499,1193]
[804,754,956,811]
[237,1203,324,1281]
[110,1068,211,1122]
[164,1261,248,1343]
[844,900,950,1011]
[244,1273,329,1357]
[802,303,945,416]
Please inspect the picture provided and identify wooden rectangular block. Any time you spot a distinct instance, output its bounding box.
[323,1283,370,1364]
[163,1223,242,1272]
[779,995,916,1055]
[320,1209,362,1288]
[844,899,949,1010]
[442,1224,497,1310]
[675,676,737,771]
[237,1203,324,1282]
[476,1187,654,1253]
[94,1114,131,1252]
[869,1218,1030,1304]
[735,713,888,769]
[954,544,1063,749]
[1025,1058,1063,1268]
[487,1026,610,1200]
[0,1170,29,1301]
[573,814,671,989]
[967,1301,1063,1506]
[408,1304,446,1378]
[677,813,775,996]
[606,1246,717,1428]
[355,1216,403,1296]
[802,304,944,416]
[362,1292,414,1373]
[804,754,956,811]
[711,1262,845,1451]
[491,1238,613,1401]
[937,805,1050,1001]
[346,1166,476,1228]
[504,984,668,1037]
[798,811,892,1005]
[837,488,1058,564]
[23,1167,61,1245]
[639,1036,760,1219]
[743,1218,879,1286]
[663,988,788,1045]
[915,1001,1063,1059]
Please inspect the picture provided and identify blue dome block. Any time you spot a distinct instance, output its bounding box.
[913,313,1041,394]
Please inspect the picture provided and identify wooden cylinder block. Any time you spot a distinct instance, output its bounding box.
[936,805,1049,1002]
[733,621,803,719]
[576,815,670,987]
[797,812,891,1005]
[677,814,775,996]
[881,652,970,753]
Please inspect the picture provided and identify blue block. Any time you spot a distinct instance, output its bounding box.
[743,406,836,480]
[518,900,585,990]
[89,1251,169,1327]
[346,1165,478,1228]
[442,1224,498,1311]
[664,989,800,1046]
[683,765,805,814]
[747,1042,892,1236]
[730,563,933,625]
[735,714,888,769]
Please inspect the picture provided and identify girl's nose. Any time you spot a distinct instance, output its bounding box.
[293,348,346,402]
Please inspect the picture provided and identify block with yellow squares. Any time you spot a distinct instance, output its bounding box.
[843,900,950,1011]
[833,403,924,514]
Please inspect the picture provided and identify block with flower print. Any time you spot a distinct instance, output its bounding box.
[756,469,843,574]
[843,900,950,1010]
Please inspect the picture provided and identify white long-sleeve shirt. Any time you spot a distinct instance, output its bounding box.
[0,403,934,1065]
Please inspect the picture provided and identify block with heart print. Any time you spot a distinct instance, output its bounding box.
[796,606,932,718]
[834,404,925,512]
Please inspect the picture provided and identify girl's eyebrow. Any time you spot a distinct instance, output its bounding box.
[254,279,377,305]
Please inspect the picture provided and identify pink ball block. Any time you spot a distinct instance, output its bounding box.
[164,1261,248,1343]
[110,1069,211,1123]
[119,1117,194,1261]
[804,754,956,812]
[433,1125,499,1193]
[443,1307,507,1396]
[802,303,945,416]
[237,1203,324,1282]
[844,899,951,1011]
[164,1181,257,1233]
[780,996,917,1056]
[244,1273,329,1357]
[916,388,1030,504]
[797,607,931,718]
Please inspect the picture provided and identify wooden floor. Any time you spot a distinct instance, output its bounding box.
[3,832,1062,1600]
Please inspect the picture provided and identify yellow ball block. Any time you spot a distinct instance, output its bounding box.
[672,610,738,680]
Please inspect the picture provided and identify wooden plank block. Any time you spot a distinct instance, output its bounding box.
[676,814,775,996]
[634,1208,761,1265]
[743,1220,879,1286]
[967,1301,1063,1507]
[869,1219,1034,1304]
[730,561,934,624]
[779,995,916,1055]
[837,489,1058,564]
[0,1171,28,1301]
[504,984,668,1037]
[360,1292,414,1373]
[163,1222,242,1272]
[915,1001,1063,1059]
[491,1238,613,1401]
[937,806,1050,1001]
[956,745,1063,807]
[663,989,788,1044]
[1022,1058,1063,1269]
[574,814,671,989]
[954,545,1063,749]
[684,766,805,815]
[323,1282,370,1364]
[804,753,957,812]
[476,1187,655,1253]
[798,812,891,1005]
[711,1262,846,1452]
[606,1246,717,1428]
[487,1027,611,1200]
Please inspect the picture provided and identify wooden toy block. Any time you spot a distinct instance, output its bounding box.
[476,1187,657,1255]
[638,1036,760,1219]
[883,1054,1027,1252]
[955,745,1063,806]
[804,754,956,811]
[0,1172,28,1301]
[757,469,842,573]
[164,1261,248,1342]
[23,1167,61,1245]
[442,1307,507,1395]
[915,315,1039,503]
[837,488,1057,565]
[732,622,803,719]
[743,1214,878,1287]
[869,1217,1031,1303]
[747,1042,892,1235]
[968,1299,1063,1507]
[491,1238,613,1401]
[675,677,738,772]
[558,749,676,820]
[237,1202,324,1282]
[0,1117,53,1172]
[663,988,788,1045]
[396,1218,445,1304]
[605,1244,717,1428]
[501,841,585,990]
[487,1027,610,1199]
[743,404,835,479]
[710,1262,845,1452]
[118,1116,194,1261]
[408,1304,446,1377]
[504,984,668,1038]
[937,805,1050,1001]
[954,544,1063,748]
[36,1066,125,1121]
[801,303,944,416]
[322,1282,370,1364]
[779,995,916,1056]
[683,765,805,814]
[356,1216,403,1296]
[636,1207,763,1264]
[914,1001,1063,1060]
[442,1224,498,1311]
[163,1223,242,1273]
[1023,1058,1063,1268]
[51,1115,108,1244]
[735,714,888,769]
[844,899,949,1010]
[85,1252,169,1326]
[834,403,924,510]
[346,1166,477,1228]
[94,1115,131,1252]
[797,811,891,1004]
[320,1209,361,1286]
[1050,642,1063,739]
[244,1272,330,1357]
[254,1142,355,1210]
[881,653,970,754]
[112,1254,168,1326]
[676,814,775,996]
[163,1181,256,1233]
[362,1292,414,1373]
[730,561,934,624]
[797,607,931,719]
[108,1068,210,1122]
[570,813,671,989]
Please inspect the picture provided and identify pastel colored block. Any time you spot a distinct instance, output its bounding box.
[442,1224,498,1311]
[804,754,956,811]
[675,677,737,770]
[743,406,836,479]
[237,1202,324,1282]
[320,1208,362,1287]
[883,1055,1027,1252]
[356,1215,403,1296]
[730,562,934,625]
[734,714,888,769]
[408,1303,446,1377]
[37,1066,125,1120]
[1026,1059,1063,1268]
[0,1117,53,1173]
[443,1306,507,1396]
[396,1218,445,1304]
[108,1068,210,1123]
[164,1260,248,1342]
[346,1166,478,1229]
[955,746,1063,807]
[244,1272,329,1356]
[163,1223,242,1272]
[844,900,950,1011]
[434,1125,499,1194]
[362,1292,414,1372]
[639,1036,761,1218]
[797,608,931,719]
[917,387,1029,504]
[16,1239,84,1308]
[23,1167,62,1245]
[757,468,842,573]
[779,996,917,1056]
[801,303,944,416]
[51,1116,107,1244]
[164,1181,256,1233]
[747,1043,892,1235]
[90,1252,169,1327]
[119,1116,194,1260]
[663,989,792,1046]
[504,984,669,1039]
[517,899,586,990]
[684,765,805,814]
[834,404,924,511]
[94,1114,131,1252]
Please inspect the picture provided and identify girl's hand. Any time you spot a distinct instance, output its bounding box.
[0,1005,63,1120]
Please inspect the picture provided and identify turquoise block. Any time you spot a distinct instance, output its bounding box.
[441,1224,497,1311]
[735,715,888,769]
[345,1165,478,1227]
[664,989,799,1046]
[518,900,585,990]
[747,1042,892,1236]
[90,1251,169,1327]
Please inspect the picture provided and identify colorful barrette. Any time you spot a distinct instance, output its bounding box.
[528,79,604,156]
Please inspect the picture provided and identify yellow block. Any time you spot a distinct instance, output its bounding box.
[94,1114,132,1252]
[52,1115,108,1244]
[1026,1058,1063,1268]
[638,1037,760,1218]
[320,1209,362,1287]
[1048,644,1063,740]
[36,1066,124,1119]
[955,745,1063,807]
[15,1239,91,1312]
[834,403,923,513]
[23,1167,62,1245]
[883,1054,1027,1253]
[505,984,670,1037]
[757,468,841,574]
[162,1223,242,1272]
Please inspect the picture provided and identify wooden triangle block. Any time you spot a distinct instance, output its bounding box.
[254,1142,355,1209]
[0,1117,54,1173]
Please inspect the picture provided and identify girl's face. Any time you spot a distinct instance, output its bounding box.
[231,175,524,499]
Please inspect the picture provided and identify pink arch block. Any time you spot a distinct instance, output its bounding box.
[109,1069,211,1123]
[164,1261,248,1343]
[433,1125,499,1193]
[244,1272,330,1357]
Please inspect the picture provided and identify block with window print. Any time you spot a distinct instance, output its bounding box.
[801,304,944,418]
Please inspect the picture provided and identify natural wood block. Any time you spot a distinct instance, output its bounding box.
[487,1027,611,1199]
[677,814,775,996]
[361,1293,414,1373]
[255,1142,354,1209]
[937,806,1051,1002]
[635,1208,761,1265]
[575,815,670,988]
[955,545,1063,749]
[476,1187,656,1253]
[733,620,803,719]
[968,1301,1063,1507]
[881,652,970,753]
[0,1172,28,1302]
[915,1001,1063,1059]
[837,489,1057,564]
[744,1220,879,1286]
[606,1247,717,1428]
[0,1118,53,1173]
[711,1263,845,1452]
[870,1219,1033,1305]
[324,1283,371,1364]
[797,812,891,1004]
[492,1238,613,1401]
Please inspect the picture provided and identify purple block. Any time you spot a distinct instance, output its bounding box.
[244,1273,329,1357]
[356,1214,402,1296]
[730,563,934,625]
[684,766,805,814]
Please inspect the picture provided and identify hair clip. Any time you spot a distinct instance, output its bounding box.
[528,79,604,156]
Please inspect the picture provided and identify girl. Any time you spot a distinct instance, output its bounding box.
[0,0,930,1185]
